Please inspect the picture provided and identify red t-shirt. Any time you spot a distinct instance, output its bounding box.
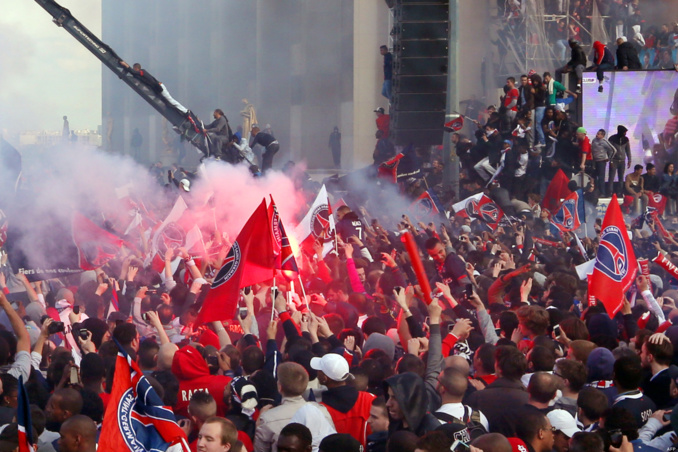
[580,136,592,161]
[504,88,519,112]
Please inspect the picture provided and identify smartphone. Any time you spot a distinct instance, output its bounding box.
[664,411,673,422]
[206,355,219,367]
[495,328,502,336]
[464,284,473,298]
[78,329,90,340]
[424,316,430,326]
[609,429,623,448]
[244,286,251,295]
[448,323,456,332]
[394,286,403,296]
[239,307,248,319]
[553,324,561,338]
[73,305,80,315]
[451,440,470,452]
[142,312,150,323]
[69,366,78,385]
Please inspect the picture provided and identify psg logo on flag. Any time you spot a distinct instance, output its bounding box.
[155,222,186,260]
[479,203,500,224]
[595,225,628,283]
[465,199,480,218]
[311,205,331,240]
[556,199,576,229]
[212,243,241,288]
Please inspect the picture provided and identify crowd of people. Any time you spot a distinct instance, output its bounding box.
[3,4,678,452]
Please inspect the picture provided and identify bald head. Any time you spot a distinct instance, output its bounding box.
[59,415,97,452]
[437,368,468,401]
[444,355,470,376]
[56,288,74,305]
[471,433,512,452]
[157,343,178,371]
[528,372,558,405]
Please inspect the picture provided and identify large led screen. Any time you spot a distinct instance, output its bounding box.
[582,70,678,174]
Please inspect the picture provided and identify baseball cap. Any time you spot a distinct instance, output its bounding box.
[668,365,678,385]
[310,354,351,381]
[507,437,529,452]
[548,409,580,438]
[461,225,472,233]
[576,127,587,135]
[180,178,191,192]
[555,103,567,113]
[373,107,385,114]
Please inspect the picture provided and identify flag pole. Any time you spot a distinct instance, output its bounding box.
[270,276,277,324]
[298,275,310,311]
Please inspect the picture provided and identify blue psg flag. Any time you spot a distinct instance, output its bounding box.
[18,376,34,452]
[550,189,585,234]
[99,344,189,452]
[589,195,638,317]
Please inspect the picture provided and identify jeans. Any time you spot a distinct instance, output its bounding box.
[382,79,392,102]
[262,142,280,172]
[594,160,607,195]
[534,106,545,145]
[596,63,614,82]
[554,40,569,62]
[160,84,188,114]
[608,161,625,196]
[474,157,497,181]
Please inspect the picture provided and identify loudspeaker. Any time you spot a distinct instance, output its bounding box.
[390,0,449,146]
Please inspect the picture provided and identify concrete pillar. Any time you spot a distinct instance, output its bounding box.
[352,0,390,169]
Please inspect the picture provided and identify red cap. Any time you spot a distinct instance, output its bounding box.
[507,438,530,452]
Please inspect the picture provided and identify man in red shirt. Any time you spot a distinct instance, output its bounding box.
[503,77,520,127]
[374,107,390,139]
[576,127,592,174]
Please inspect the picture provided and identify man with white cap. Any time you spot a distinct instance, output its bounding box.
[254,362,333,452]
[312,353,376,448]
[547,409,580,452]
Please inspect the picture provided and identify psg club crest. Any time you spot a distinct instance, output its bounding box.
[479,202,500,224]
[311,205,332,242]
[595,225,628,283]
[212,242,241,288]
[154,222,186,260]
[555,199,576,229]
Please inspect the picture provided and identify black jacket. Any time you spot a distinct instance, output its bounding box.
[568,44,588,67]
[616,42,642,69]
[465,377,528,436]
[384,372,440,436]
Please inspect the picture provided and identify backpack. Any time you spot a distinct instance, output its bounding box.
[433,406,488,440]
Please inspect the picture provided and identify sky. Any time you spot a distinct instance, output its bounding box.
[0,0,102,136]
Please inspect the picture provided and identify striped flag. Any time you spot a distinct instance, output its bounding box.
[99,344,189,452]
[18,376,34,452]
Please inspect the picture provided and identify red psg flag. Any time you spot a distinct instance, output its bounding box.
[444,116,464,132]
[589,195,638,317]
[196,199,275,323]
[72,212,124,271]
[542,169,572,214]
[268,197,299,281]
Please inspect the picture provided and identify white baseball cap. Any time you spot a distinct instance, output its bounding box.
[310,354,351,381]
[548,409,580,438]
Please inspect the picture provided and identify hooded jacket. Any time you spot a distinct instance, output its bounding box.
[384,372,439,436]
[567,42,587,67]
[171,345,232,417]
[593,41,615,66]
[616,41,642,69]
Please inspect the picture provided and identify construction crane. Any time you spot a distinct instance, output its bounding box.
[33,0,212,156]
